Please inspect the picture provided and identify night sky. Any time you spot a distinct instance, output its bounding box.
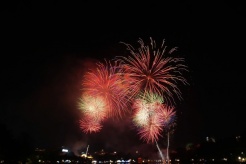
[1,0,246,157]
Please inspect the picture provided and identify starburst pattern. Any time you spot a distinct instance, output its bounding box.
[78,95,108,122]
[81,60,131,118]
[116,37,188,105]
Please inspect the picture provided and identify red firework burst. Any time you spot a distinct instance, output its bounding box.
[82,60,131,119]
[132,92,178,143]
[161,105,176,127]
[79,117,102,133]
[116,37,188,105]
[132,92,167,143]
[138,118,164,143]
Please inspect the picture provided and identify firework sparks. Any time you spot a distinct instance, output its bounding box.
[77,95,108,133]
[138,119,164,144]
[132,92,167,143]
[81,60,131,119]
[79,117,103,134]
[78,95,108,122]
[132,101,150,127]
[77,38,186,149]
[132,92,164,127]
[161,105,176,127]
[132,91,178,143]
[116,37,188,105]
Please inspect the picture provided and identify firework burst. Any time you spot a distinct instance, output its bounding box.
[81,60,131,119]
[79,117,103,133]
[132,92,164,127]
[161,105,176,127]
[132,92,168,143]
[116,37,188,105]
[78,95,108,122]
[138,117,164,143]
[77,95,108,133]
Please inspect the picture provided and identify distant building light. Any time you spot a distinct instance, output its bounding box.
[35,148,45,152]
[81,153,87,158]
[236,136,241,140]
[222,158,227,161]
[62,149,68,153]
[87,155,93,159]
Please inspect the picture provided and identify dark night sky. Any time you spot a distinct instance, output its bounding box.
[1,0,246,157]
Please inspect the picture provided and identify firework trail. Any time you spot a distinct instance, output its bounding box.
[116,37,188,105]
[161,106,176,163]
[155,139,165,161]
